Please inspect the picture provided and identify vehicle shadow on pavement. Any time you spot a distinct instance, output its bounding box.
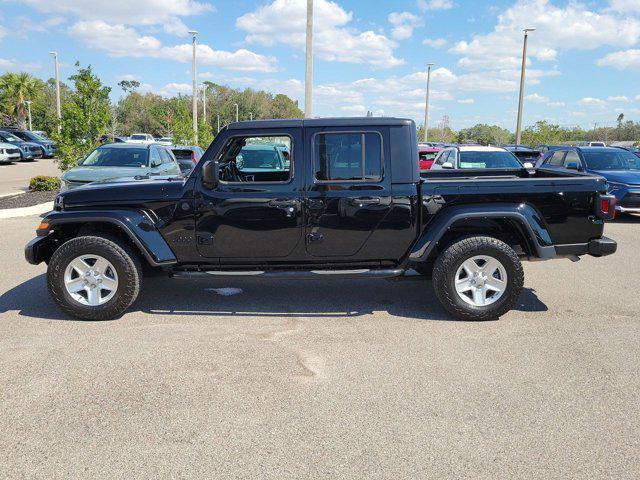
[611,214,640,224]
[0,274,547,322]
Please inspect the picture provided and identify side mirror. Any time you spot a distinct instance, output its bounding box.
[202,160,219,188]
[565,161,580,171]
[442,161,454,169]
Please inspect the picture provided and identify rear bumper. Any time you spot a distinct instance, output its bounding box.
[554,236,617,258]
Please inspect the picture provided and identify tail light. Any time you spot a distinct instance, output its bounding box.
[596,194,616,220]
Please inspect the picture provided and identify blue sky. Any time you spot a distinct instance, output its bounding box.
[1,0,639,130]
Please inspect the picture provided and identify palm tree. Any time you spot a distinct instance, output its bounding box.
[0,72,39,128]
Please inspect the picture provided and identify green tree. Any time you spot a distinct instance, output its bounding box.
[0,72,40,128]
[456,124,512,145]
[53,62,112,170]
[520,120,565,146]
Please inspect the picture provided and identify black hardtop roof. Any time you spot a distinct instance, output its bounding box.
[226,117,414,130]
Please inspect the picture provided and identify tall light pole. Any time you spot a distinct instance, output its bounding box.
[515,28,535,145]
[423,63,434,143]
[49,52,61,134]
[188,30,198,144]
[234,103,239,122]
[24,101,33,130]
[217,114,220,133]
[304,0,314,118]
[249,112,253,121]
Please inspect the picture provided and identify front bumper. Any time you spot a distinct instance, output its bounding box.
[25,236,49,265]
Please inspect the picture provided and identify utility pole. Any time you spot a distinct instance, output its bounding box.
[49,52,61,134]
[250,112,253,121]
[234,103,239,122]
[217,114,220,133]
[423,63,434,143]
[188,30,198,144]
[515,28,535,145]
[24,101,33,130]
[304,0,314,118]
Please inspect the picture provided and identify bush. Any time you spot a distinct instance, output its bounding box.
[29,176,61,192]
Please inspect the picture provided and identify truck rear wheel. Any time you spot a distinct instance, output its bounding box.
[432,236,524,321]
[47,236,142,320]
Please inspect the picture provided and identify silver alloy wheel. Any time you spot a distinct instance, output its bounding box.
[454,255,508,307]
[64,254,118,306]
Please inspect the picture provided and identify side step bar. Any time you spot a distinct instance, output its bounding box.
[171,268,406,280]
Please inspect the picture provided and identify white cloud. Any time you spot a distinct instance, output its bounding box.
[607,95,629,102]
[578,97,607,107]
[21,0,213,29]
[547,101,565,107]
[68,21,277,72]
[608,0,640,13]
[525,93,550,103]
[457,98,474,104]
[388,11,423,40]
[116,74,141,82]
[340,105,368,115]
[0,57,41,70]
[417,0,453,11]
[597,49,640,70]
[236,0,403,69]
[450,0,640,70]
[423,37,447,48]
[0,25,6,40]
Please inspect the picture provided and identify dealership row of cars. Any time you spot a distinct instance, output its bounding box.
[418,141,640,215]
[0,127,56,163]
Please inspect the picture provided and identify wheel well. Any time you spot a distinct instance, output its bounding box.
[47,222,151,267]
[427,217,535,260]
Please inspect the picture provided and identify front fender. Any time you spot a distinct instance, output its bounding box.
[409,203,556,262]
[29,209,177,266]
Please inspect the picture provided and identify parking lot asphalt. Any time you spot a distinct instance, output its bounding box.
[0,158,60,196]
[1,214,639,479]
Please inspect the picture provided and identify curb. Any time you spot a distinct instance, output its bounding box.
[0,201,53,219]
[0,191,26,199]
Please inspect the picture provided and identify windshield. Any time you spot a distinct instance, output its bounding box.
[80,147,149,167]
[130,134,148,140]
[237,148,282,169]
[21,131,46,142]
[0,132,22,143]
[459,151,523,169]
[584,150,640,171]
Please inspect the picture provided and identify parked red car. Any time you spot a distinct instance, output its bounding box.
[419,147,441,171]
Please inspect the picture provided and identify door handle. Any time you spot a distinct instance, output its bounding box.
[352,197,381,205]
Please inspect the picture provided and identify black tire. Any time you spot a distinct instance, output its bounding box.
[47,236,142,320]
[432,236,524,321]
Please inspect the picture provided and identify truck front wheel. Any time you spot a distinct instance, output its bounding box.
[47,236,142,320]
[432,236,524,321]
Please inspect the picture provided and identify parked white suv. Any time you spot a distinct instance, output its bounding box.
[127,133,155,144]
[430,145,524,170]
[0,142,22,164]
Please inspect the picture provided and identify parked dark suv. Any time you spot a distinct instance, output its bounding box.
[0,130,43,161]
[2,127,56,158]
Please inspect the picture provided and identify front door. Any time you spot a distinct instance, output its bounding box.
[305,127,393,259]
[195,130,303,259]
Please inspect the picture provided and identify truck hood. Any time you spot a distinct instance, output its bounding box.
[62,166,149,183]
[58,176,187,207]
[592,170,640,186]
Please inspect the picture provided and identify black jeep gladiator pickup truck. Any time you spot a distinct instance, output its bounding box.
[25,118,617,321]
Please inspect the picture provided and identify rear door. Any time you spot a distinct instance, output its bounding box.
[304,127,393,258]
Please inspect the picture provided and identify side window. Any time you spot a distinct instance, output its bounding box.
[447,149,458,166]
[563,151,580,167]
[160,148,174,164]
[547,150,566,166]
[218,135,292,183]
[314,132,383,182]
[149,147,161,167]
[435,150,450,165]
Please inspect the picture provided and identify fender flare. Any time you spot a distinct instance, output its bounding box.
[36,209,177,266]
[409,203,556,263]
